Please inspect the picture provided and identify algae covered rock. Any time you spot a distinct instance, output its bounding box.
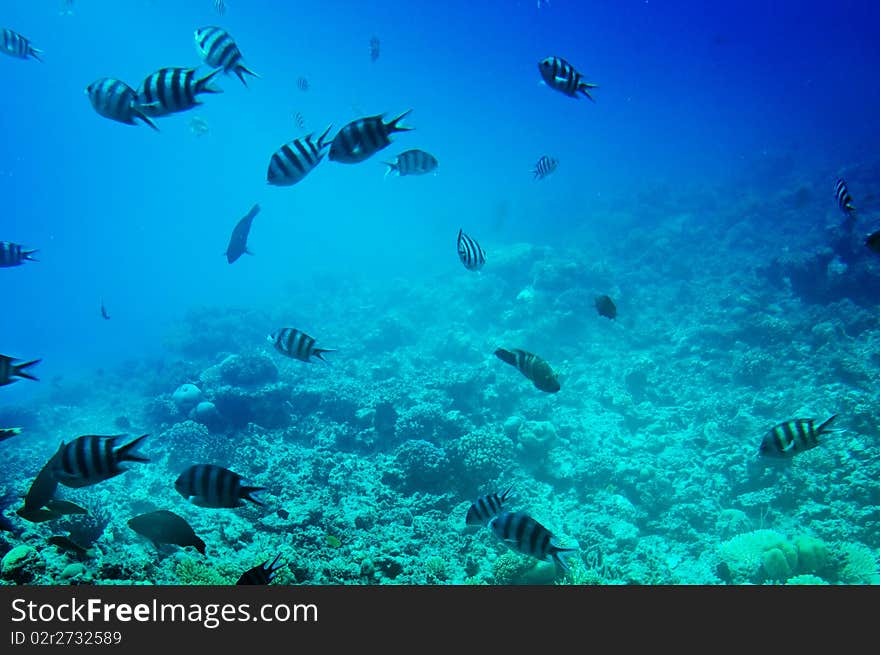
[1,545,41,582]
[716,529,798,584]
[218,353,278,387]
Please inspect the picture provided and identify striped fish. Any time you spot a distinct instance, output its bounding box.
[538,56,597,102]
[1,28,42,61]
[834,178,855,216]
[174,463,265,508]
[457,229,486,271]
[237,553,284,585]
[194,26,259,86]
[0,427,22,442]
[85,78,158,131]
[759,415,839,459]
[384,149,438,177]
[0,241,38,267]
[0,355,40,386]
[532,155,558,181]
[268,327,334,363]
[494,348,560,393]
[267,125,333,186]
[137,67,222,117]
[214,0,226,15]
[328,110,413,164]
[488,511,577,571]
[465,487,513,526]
[52,434,149,488]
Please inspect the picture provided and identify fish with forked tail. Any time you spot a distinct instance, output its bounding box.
[488,511,577,571]
[0,241,38,267]
[758,415,841,459]
[194,26,259,86]
[465,487,513,526]
[268,328,334,363]
[328,111,413,164]
[52,434,149,488]
[0,355,40,386]
[175,464,265,508]
[538,56,597,102]
[494,348,560,393]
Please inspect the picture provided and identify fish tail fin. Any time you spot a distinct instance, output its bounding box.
[241,486,266,506]
[235,65,260,86]
[551,546,579,572]
[313,348,336,362]
[134,109,160,132]
[23,249,38,262]
[500,485,514,503]
[386,109,413,133]
[317,124,333,149]
[13,359,40,381]
[197,67,224,94]
[383,161,398,178]
[494,348,516,366]
[29,47,43,62]
[578,82,598,102]
[816,414,841,434]
[117,434,149,463]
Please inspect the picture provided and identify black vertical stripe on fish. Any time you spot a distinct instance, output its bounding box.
[488,511,577,571]
[52,434,149,488]
[466,487,513,526]
[384,149,438,177]
[138,67,222,117]
[532,155,558,181]
[457,229,486,271]
[174,464,264,508]
[538,56,597,102]
[237,553,284,585]
[268,328,335,362]
[0,241,38,267]
[494,348,560,393]
[834,178,855,215]
[0,355,40,386]
[267,125,332,186]
[758,415,839,459]
[0,28,42,61]
[86,78,158,131]
[194,26,259,86]
[226,204,259,263]
[328,111,413,164]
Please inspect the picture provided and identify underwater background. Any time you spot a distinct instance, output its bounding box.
[1,0,879,585]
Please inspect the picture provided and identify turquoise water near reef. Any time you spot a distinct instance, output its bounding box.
[1,0,879,585]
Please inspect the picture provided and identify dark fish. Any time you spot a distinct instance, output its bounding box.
[488,511,577,571]
[865,229,880,254]
[369,35,380,62]
[759,415,839,459]
[45,499,88,515]
[457,229,486,271]
[328,110,413,164]
[0,241,38,267]
[276,508,289,519]
[595,294,617,320]
[128,509,206,555]
[137,67,223,117]
[297,77,309,91]
[22,447,61,512]
[237,553,283,585]
[52,434,149,488]
[384,149,438,177]
[100,298,110,320]
[0,354,40,386]
[194,26,259,86]
[267,125,333,187]
[0,427,22,442]
[1,28,42,61]
[86,78,159,131]
[268,327,334,362]
[466,487,513,526]
[532,155,558,181]
[538,56,597,102]
[48,535,93,559]
[16,507,61,523]
[294,111,305,129]
[834,178,855,216]
[495,348,560,393]
[225,204,259,263]
[174,464,265,508]
[214,0,226,15]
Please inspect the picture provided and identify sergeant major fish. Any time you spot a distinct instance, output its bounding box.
[0,354,40,386]
[758,415,840,459]
[538,56,598,102]
[267,125,333,187]
[465,487,513,526]
[532,155,558,181]
[194,26,259,86]
[237,553,284,585]
[384,149,438,177]
[86,78,158,131]
[52,434,149,488]
[834,178,855,216]
[137,67,223,117]
[1,28,42,61]
[175,463,265,508]
[268,328,334,362]
[457,229,486,271]
[488,511,577,571]
[494,348,560,393]
[0,241,38,267]
[225,204,259,263]
[328,110,413,164]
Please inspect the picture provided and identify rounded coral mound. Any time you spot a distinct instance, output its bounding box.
[387,439,450,493]
[447,428,514,489]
